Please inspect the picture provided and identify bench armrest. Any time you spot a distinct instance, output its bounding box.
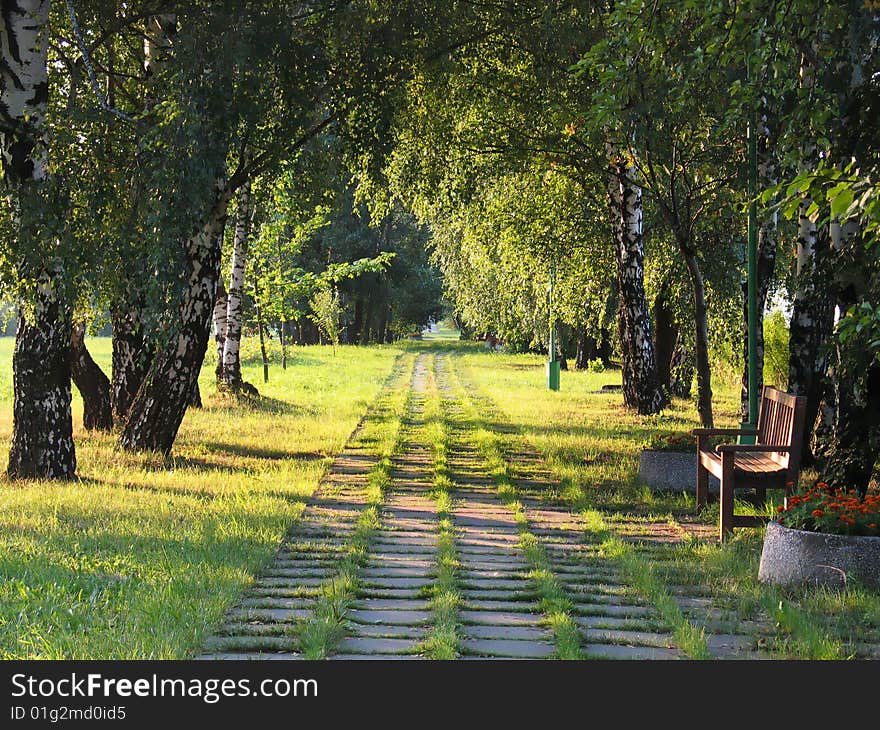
[716,444,792,453]
[691,427,758,436]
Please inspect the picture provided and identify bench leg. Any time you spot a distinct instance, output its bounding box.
[696,458,708,512]
[719,452,735,543]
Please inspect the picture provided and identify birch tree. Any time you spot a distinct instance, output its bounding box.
[212,276,227,383]
[1,0,76,479]
[221,174,254,392]
[606,151,665,414]
[69,320,112,431]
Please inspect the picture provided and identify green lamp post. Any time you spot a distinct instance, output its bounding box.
[547,261,560,391]
[744,55,759,442]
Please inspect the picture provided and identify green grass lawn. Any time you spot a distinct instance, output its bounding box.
[0,336,403,659]
[1,335,878,660]
[449,343,880,659]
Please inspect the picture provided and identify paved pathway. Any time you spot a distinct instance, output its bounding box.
[198,349,779,660]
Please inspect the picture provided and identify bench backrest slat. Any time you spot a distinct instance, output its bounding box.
[756,386,807,478]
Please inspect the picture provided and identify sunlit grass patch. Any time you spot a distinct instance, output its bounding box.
[0,337,403,659]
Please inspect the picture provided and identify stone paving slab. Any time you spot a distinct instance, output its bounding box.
[456,545,522,557]
[460,568,528,580]
[202,635,298,652]
[582,644,683,660]
[240,597,316,609]
[370,538,438,549]
[460,590,536,601]
[460,561,530,572]
[459,578,530,590]
[462,599,538,611]
[459,610,542,626]
[335,637,420,654]
[704,634,761,653]
[580,628,676,648]
[575,615,665,631]
[360,577,434,589]
[258,565,336,585]
[361,567,434,578]
[460,639,555,658]
[218,622,298,637]
[253,576,327,587]
[248,586,322,598]
[351,624,424,639]
[461,625,549,641]
[366,546,438,557]
[228,608,312,622]
[357,588,427,599]
[352,599,431,610]
[348,609,432,625]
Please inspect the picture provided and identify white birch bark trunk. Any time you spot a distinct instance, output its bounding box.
[222,176,252,390]
[606,150,664,415]
[2,0,77,479]
[120,182,232,453]
[213,277,228,383]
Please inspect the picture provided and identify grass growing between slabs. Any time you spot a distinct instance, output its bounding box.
[418,355,462,660]
[455,343,880,659]
[441,355,582,660]
[0,337,403,659]
[298,353,416,659]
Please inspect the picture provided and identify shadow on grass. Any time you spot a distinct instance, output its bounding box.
[202,442,326,462]
[73,477,313,506]
[217,392,302,416]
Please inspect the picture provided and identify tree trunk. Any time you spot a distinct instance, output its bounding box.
[606,157,665,414]
[213,277,228,384]
[222,177,252,390]
[120,185,231,454]
[3,1,76,480]
[7,288,77,479]
[668,336,694,398]
[788,211,835,464]
[575,322,596,370]
[653,282,679,395]
[69,321,113,431]
[110,299,154,425]
[740,108,779,422]
[821,357,880,496]
[258,319,269,384]
[279,321,287,369]
[681,246,714,428]
[253,273,269,383]
[189,381,203,409]
[360,295,374,345]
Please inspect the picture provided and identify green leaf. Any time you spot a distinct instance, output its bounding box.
[830,187,854,220]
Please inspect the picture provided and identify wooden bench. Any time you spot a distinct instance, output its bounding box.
[693,386,807,542]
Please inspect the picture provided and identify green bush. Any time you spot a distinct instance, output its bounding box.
[587,358,605,372]
[762,309,789,389]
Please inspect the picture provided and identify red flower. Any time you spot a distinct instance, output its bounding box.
[811,509,824,518]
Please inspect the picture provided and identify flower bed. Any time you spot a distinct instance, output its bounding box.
[775,484,880,537]
[758,484,880,589]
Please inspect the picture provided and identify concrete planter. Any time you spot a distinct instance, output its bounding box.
[637,449,719,494]
[758,520,880,589]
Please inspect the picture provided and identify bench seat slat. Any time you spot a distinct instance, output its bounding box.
[699,451,785,477]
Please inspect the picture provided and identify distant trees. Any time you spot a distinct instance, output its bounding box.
[0,0,876,493]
